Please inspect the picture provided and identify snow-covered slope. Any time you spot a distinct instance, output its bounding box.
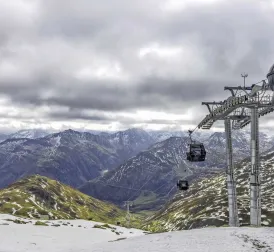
[0,214,273,252]
[0,214,146,252]
[90,227,274,252]
[0,129,48,143]
[204,130,274,163]
[7,129,50,139]
[108,128,155,161]
[148,130,188,142]
[148,130,214,143]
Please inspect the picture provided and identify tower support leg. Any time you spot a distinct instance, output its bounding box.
[125,201,132,228]
[250,107,261,226]
[225,118,239,227]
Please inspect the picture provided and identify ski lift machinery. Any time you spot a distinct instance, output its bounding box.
[177,130,207,191]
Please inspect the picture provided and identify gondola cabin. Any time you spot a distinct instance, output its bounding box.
[186,143,206,162]
[177,180,189,191]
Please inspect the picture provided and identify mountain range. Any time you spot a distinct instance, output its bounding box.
[0,129,50,142]
[0,127,273,213]
[0,127,273,231]
[0,128,155,189]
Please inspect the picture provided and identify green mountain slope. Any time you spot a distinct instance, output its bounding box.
[145,150,274,232]
[0,175,126,224]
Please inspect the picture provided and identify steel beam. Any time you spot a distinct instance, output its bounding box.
[201,102,224,105]
[224,118,239,227]
[250,107,261,226]
[224,86,253,91]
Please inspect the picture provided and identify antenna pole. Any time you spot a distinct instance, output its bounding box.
[241,73,248,88]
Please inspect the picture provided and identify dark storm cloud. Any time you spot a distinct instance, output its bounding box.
[0,112,34,120]
[1,74,230,113]
[48,110,110,121]
[47,108,192,125]
[1,0,274,126]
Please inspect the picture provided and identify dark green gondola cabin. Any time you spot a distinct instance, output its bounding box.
[186,143,206,162]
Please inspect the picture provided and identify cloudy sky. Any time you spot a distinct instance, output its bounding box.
[0,0,274,133]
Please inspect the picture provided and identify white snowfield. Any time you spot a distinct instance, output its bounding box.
[0,214,274,252]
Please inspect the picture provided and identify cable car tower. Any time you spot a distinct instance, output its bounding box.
[124,200,133,228]
[197,63,274,227]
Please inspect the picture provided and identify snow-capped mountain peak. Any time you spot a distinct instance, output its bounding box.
[7,129,50,139]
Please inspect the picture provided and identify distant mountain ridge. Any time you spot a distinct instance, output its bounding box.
[7,129,50,140]
[0,129,51,143]
[147,130,213,143]
[0,128,155,189]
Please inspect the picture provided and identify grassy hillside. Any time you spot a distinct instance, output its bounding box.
[145,152,274,232]
[130,190,169,212]
[0,175,130,225]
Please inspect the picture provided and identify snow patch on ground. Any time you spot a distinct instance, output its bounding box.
[0,214,273,251]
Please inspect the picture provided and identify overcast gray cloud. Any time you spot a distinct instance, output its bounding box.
[5,76,230,113]
[0,0,274,132]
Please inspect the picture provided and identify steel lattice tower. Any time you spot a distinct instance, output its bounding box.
[196,63,274,227]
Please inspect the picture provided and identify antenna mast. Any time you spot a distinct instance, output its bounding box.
[241,73,248,88]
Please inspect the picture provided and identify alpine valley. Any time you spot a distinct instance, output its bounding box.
[78,130,274,211]
[0,127,273,231]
